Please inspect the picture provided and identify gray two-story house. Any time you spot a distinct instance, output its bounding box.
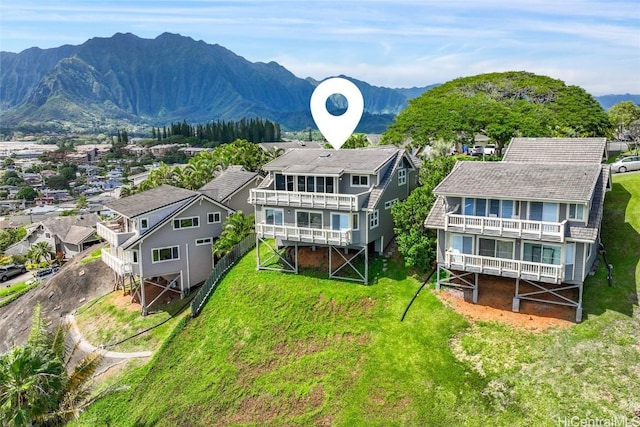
[97,185,233,314]
[424,137,609,322]
[248,147,419,283]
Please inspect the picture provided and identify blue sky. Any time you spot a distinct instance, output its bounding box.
[1,0,639,95]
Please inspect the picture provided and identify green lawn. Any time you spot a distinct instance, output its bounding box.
[0,280,41,308]
[75,173,640,426]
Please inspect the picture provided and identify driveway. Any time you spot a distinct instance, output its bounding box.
[1,271,34,288]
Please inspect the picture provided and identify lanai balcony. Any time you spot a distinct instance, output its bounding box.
[249,189,365,211]
[97,219,136,247]
[444,251,563,284]
[255,223,352,246]
[101,247,133,276]
[445,214,567,242]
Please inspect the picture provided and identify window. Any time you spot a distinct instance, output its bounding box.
[196,237,213,246]
[207,212,221,224]
[566,243,575,265]
[450,235,473,254]
[352,213,359,231]
[275,173,285,191]
[296,211,323,229]
[369,210,379,229]
[479,238,514,259]
[352,175,369,187]
[331,213,350,230]
[140,218,149,230]
[131,250,138,264]
[173,216,199,229]
[568,204,585,221]
[45,232,51,238]
[384,198,398,210]
[523,243,561,265]
[398,168,407,185]
[265,208,283,225]
[465,198,517,218]
[529,202,558,222]
[152,246,179,263]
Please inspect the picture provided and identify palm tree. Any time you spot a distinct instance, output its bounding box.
[212,211,255,258]
[0,305,103,426]
[30,241,53,265]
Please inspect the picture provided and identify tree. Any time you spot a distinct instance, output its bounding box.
[76,195,88,210]
[608,101,640,140]
[391,156,456,271]
[16,186,37,201]
[30,241,54,264]
[0,305,103,426]
[46,175,69,190]
[382,71,611,155]
[213,211,255,257]
[342,133,369,149]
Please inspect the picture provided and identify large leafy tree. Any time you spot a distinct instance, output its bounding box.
[608,100,640,141]
[382,71,611,155]
[391,156,456,271]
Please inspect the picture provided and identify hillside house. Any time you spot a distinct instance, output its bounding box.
[199,165,262,214]
[424,137,610,321]
[248,147,419,283]
[97,185,234,314]
[6,213,101,259]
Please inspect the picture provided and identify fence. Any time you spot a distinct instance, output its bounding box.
[190,233,255,317]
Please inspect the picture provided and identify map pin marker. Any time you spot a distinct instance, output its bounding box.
[310,77,364,150]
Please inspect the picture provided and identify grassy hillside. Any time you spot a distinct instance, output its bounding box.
[75,173,640,426]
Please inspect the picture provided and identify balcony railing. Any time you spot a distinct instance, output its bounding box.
[444,251,563,284]
[101,247,133,276]
[445,214,566,242]
[97,221,136,247]
[256,223,352,246]
[249,189,363,211]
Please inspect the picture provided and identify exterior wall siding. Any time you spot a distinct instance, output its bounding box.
[138,198,227,289]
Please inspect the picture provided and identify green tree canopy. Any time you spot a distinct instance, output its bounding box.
[15,186,37,201]
[608,101,640,139]
[382,71,611,154]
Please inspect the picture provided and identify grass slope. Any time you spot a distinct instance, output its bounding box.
[76,173,640,426]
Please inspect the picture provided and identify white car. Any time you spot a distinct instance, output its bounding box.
[484,144,496,156]
[611,156,640,173]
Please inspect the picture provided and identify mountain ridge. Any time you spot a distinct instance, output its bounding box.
[1,32,637,134]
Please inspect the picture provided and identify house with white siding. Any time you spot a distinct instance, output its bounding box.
[424,137,609,321]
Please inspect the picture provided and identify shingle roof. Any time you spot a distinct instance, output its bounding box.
[40,214,100,244]
[64,225,96,245]
[433,161,602,202]
[502,137,607,164]
[199,166,259,202]
[105,185,199,218]
[366,150,406,210]
[262,147,402,174]
[567,165,609,242]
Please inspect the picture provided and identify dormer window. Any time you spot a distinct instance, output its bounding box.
[568,204,585,221]
[352,175,369,187]
[140,218,149,230]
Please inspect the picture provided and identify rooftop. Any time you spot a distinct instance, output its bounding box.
[199,166,259,201]
[106,184,199,218]
[262,147,402,174]
[433,161,604,202]
[502,137,607,164]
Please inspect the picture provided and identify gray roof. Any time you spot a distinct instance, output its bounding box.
[433,161,602,202]
[64,225,97,246]
[106,185,199,218]
[259,141,324,151]
[199,166,259,202]
[262,147,402,174]
[39,213,100,244]
[502,137,607,164]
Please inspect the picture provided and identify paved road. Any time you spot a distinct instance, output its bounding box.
[1,270,33,287]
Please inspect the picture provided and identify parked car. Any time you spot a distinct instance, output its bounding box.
[484,144,496,156]
[0,264,27,282]
[32,265,59,280]
[611,155,640,173]
[470,145,484,156]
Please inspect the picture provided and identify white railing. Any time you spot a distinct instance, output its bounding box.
[101,247,133,276]
[249,189,362,211]
[445,214,566,241]
[97,221,136,247]
[256,223,352,245]
[444,251,563,283]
